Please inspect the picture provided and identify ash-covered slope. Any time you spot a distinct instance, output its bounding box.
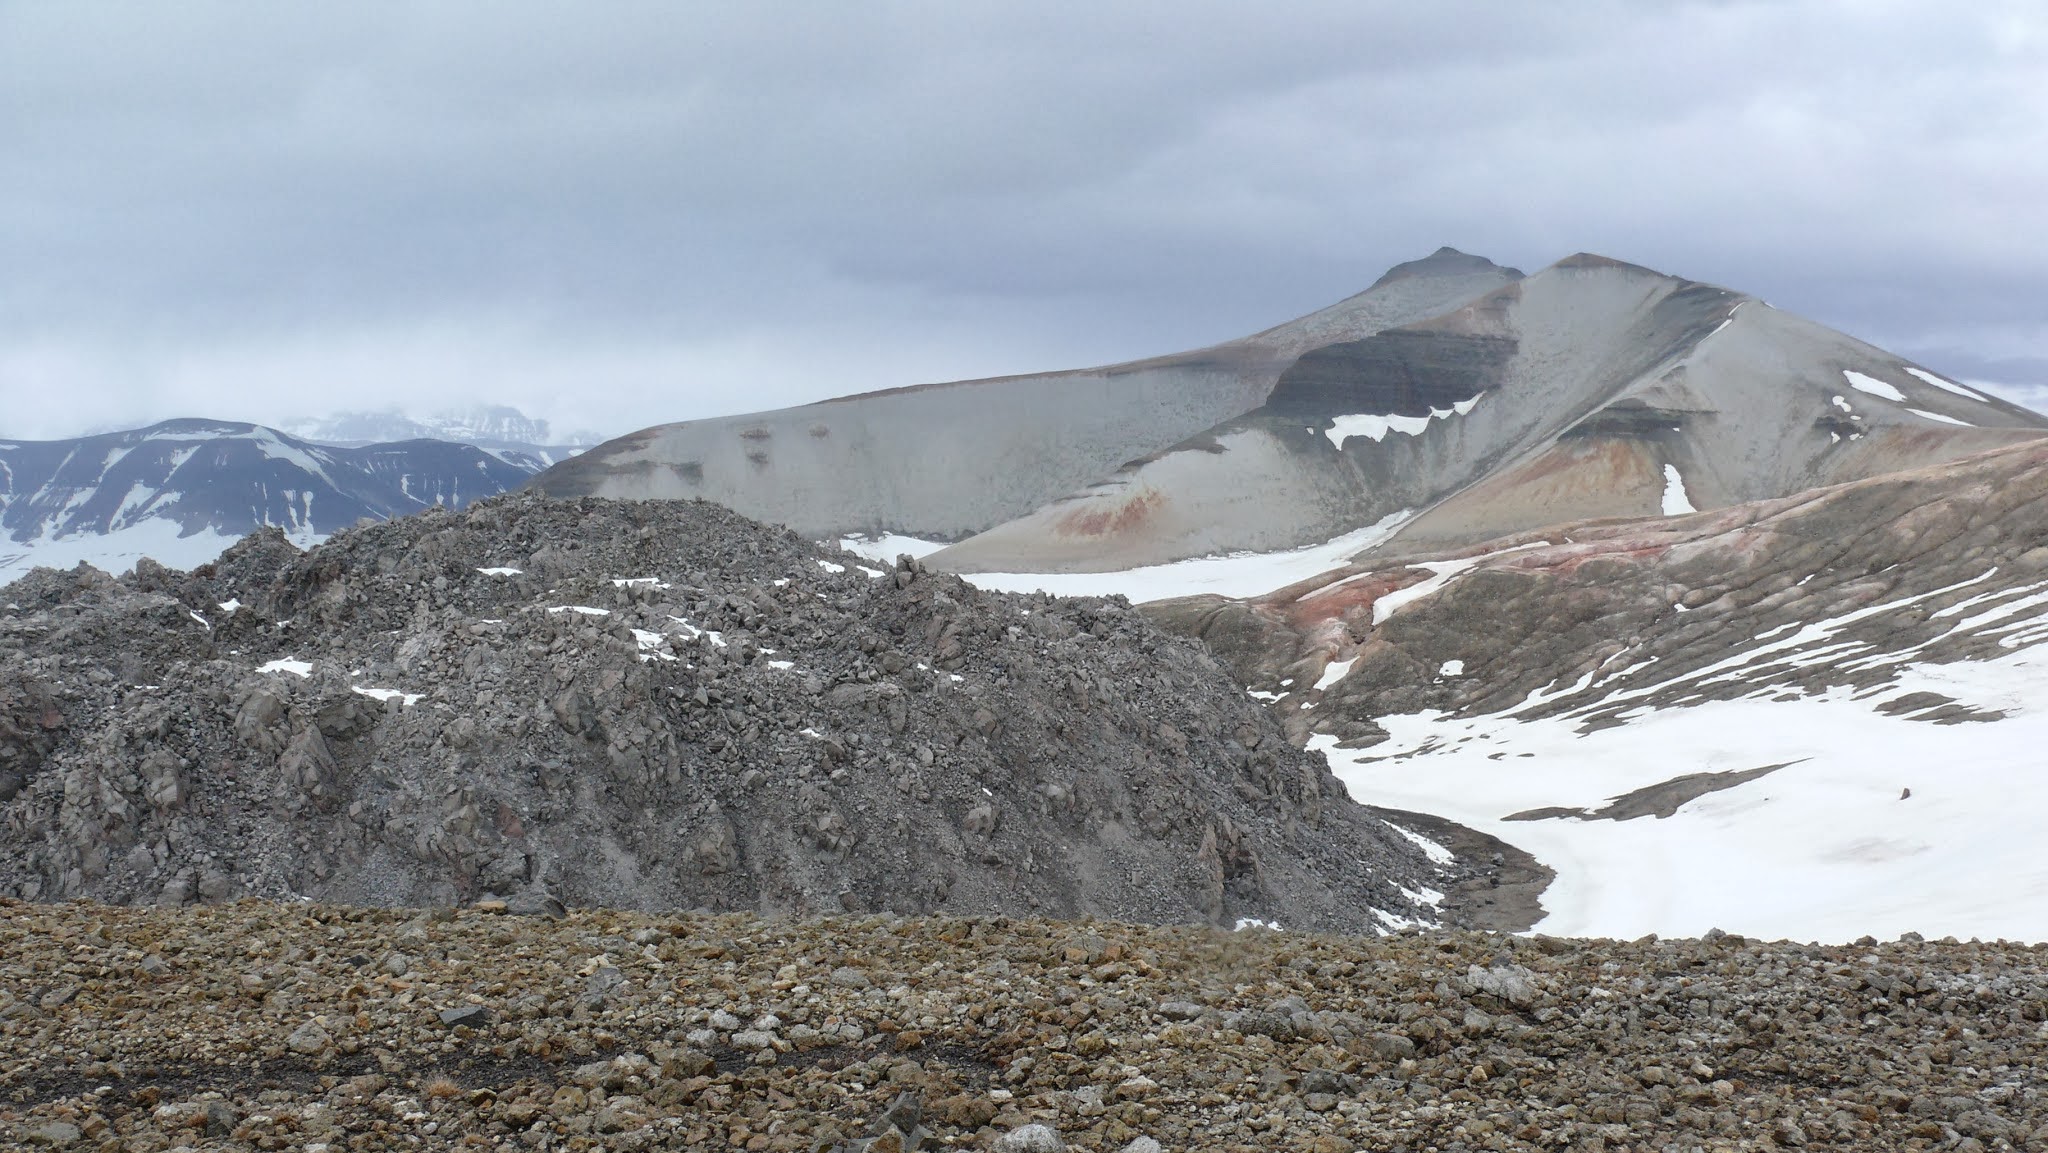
[0,420,538,583]
[0,494,1466,934]
[532,249,1520,540]
[933,255,2048,574]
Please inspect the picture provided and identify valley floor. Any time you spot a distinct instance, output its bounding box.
[3,900,2043,1152]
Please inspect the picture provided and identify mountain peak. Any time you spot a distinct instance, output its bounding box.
[1367,247,1524,293]
[1551,251,1673,278]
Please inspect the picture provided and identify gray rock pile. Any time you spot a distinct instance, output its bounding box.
[0,493,1457,933]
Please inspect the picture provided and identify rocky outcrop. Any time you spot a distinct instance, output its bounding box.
[1143,438,2048,748]
[0,493,1472,933]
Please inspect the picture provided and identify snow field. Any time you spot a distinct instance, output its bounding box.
[956,511,1414,602]
[1317,646,2048,943]
[0,520,241,586]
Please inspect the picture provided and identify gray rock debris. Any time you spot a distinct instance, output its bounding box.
[0,493,1456,934]
[994,1124,1067,1153]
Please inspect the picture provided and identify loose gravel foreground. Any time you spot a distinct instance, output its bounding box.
[5,900,2046,1152]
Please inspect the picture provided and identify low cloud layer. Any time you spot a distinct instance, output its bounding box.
[4,2,2045,439]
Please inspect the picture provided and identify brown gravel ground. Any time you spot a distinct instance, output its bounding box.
[3,899,2045,1152]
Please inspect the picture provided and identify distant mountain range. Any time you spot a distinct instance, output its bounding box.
[0,419,540,584]
[278,405,603,469]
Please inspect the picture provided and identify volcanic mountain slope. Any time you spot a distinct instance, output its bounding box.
[1140,437,2048,940]
[933,254,2048,574]
[0,420,537,583]
[534,248,2044,579]
[0,493,1471,935]
[532,248,1521,539]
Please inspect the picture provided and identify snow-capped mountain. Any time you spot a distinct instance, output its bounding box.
[281,405,602,469]
[0,419,536,584]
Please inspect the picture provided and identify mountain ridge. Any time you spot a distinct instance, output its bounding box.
[533,251,1526,539]
[0,419,539,584]
[536,249,2046,578]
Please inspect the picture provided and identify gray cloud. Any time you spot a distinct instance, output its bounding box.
[3,1,2045,439]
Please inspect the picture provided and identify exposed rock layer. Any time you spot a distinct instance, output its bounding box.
[1143,438,2048,750]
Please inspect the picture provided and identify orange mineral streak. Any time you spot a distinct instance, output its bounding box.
[1051,487,1166,540]
[1274,571,1424,631]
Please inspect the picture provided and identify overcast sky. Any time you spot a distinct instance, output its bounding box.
[4,1,2047,441]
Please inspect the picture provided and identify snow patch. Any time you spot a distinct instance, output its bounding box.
[1313,658,1356,692]
[1909,408,1972,427]
[1439,659,1465,677]
[962,510,1412,603]
[1382,821,1456,867]
[1366,540,1548,626]
[476,567,522,576]
[666,617,727,647]
[838,533,946,563]
[546,605,610,617]
[1324,395,1482,449]
[1843,370,1906,402]
[1661,464,1696,516]
[258,658,312,677]
[352,685,423,706]
[1905,367,1988,401]
[630,629,677,662]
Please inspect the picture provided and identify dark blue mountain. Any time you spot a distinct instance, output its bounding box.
[0,419,538,582]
